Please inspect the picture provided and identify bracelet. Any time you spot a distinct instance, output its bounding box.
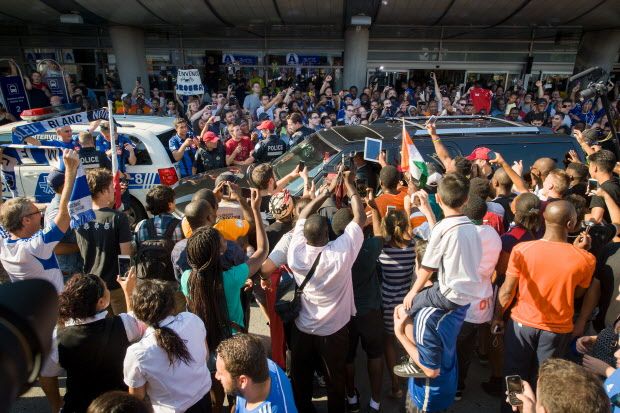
[432,138,441,142]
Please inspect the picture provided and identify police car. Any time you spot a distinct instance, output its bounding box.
[0,114,181,225]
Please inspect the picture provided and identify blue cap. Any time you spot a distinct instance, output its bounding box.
[46,170,65,192]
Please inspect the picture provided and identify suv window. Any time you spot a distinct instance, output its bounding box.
[156,130,177,163]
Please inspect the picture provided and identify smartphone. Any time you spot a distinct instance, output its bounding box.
[505,375,524,406]
[487,151,497,161]
[221,184,230,196]
[241,186,252,198]
[213,116,221,122]
[118,255,131,280]
[427,115,437,124]
[588,178,599,191]
[386,205,397,214]
[298,161,305,171]
[136,76,141,83]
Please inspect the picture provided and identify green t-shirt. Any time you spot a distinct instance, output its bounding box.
[181,263,250,328]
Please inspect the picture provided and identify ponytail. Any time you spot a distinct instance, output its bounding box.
[153,325,193,366]
[132,280,193,366]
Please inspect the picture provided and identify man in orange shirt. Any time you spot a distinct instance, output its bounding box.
[369,165,408,218]
[492,200,594,401]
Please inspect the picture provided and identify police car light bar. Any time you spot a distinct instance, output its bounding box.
[20,103,81,122]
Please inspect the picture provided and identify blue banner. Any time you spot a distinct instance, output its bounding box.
[44,75,68,103]
[11,108,111,143]
[222,54,258,65]
[0,76,29,119]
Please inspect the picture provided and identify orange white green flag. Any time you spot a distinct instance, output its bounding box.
[400,120,427,184]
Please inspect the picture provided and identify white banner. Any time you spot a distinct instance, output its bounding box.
[176,69,204,96]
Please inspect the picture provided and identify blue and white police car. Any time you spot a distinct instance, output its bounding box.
[0,113,181,225]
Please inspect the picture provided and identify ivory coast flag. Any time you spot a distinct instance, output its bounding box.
[400,122,428,184]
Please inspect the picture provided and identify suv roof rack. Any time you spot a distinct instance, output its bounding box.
[373,115,542,135]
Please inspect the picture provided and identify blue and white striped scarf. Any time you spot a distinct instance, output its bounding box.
[1,145,95,229]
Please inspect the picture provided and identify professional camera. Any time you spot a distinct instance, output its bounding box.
[0,279,58,413]
[580,81,611,100]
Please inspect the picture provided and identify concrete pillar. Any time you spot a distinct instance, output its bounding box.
[109,26,149,94]
[343,26,369,91]
[573,30,620,77]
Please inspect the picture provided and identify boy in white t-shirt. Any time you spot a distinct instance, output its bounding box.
[394,174,483,378]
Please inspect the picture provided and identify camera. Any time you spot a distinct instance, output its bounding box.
[0,279,58,411]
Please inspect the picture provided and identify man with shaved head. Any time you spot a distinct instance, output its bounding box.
[530,157,556,195]
[492,200,595,406]
[286,169,365,412]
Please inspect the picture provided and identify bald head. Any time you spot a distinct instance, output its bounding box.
[533,158,556,179]
[303,214,329,247]
[543,200,576,229]
[492,168,512,189]
[184,200,215,230]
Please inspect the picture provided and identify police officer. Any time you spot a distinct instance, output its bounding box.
[252,120,287,163]
[194,131,226,172]
[77,131,111,170]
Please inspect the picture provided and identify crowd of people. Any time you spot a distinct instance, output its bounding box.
[3,67,620,413]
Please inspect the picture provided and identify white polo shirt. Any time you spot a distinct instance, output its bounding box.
[421,215,483,306]
[124,312,211,413]
[465,225,502,324]
[0,223,65,293]
[287,218,364,336]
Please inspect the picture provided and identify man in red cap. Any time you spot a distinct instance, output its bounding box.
[250,120,287,163]
[194,130,227,172]
[466,147,494,177]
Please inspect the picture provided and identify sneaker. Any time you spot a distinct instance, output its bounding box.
[454,389,463,401]
[346,389,360,413]
[314,371,326,388]
[393,361,428,378]
[481,377,503,398]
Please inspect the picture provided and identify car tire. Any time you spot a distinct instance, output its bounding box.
[127,195,147,229]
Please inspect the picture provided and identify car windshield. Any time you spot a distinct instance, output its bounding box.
[272,133,338,180]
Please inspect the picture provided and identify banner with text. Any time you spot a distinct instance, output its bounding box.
[40,60,69,103]
[11,108,110,143]
[175,69,204,96]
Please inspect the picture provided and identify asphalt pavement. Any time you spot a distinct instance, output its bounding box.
[9,303,500,413]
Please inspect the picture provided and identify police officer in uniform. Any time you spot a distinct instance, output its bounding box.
[194,130,227,172]
[252,120,287,163]
[78,131,111,170]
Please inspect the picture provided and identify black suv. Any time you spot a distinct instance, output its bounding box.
[174,116,581,210]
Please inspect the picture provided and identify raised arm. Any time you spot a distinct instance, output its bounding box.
[490,152,529,194]
[343,170,366,227]
[245,189,269,275]
[573,130,595,157]
[535,80,544,99]
[319,75,332,95]
[54,150,79,233]
[299,174,339,220]
[366,191,383,237]
[425,121,453,172]
[228,182,254,225]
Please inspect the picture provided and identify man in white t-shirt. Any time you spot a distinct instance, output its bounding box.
[455,196,501,398]
[287,169,365,413]
[0,149,79,293]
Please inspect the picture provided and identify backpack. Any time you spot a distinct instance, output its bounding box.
[136,218,179,282]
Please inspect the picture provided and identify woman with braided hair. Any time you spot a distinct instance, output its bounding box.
[180,188,269,412]
[123,279,212,413]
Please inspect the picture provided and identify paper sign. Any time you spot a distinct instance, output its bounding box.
[176,69,204,96]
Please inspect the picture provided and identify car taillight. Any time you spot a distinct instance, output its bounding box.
[158,167,178,186]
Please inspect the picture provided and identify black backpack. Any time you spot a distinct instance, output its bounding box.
[136,218,179,282]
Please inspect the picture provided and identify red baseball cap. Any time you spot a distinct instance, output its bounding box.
[202,131,219,143]
[257,120,275,131]
[466,147,492,161]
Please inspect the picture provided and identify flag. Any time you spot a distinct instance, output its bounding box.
[400,121,428,184]
[107,100,122,209]
[67,163,96,229]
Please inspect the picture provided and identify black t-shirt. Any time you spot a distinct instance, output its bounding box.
[594,242,620,331]
[265,220,293,254]
[351,236,384,315]
[75,208,132,290]
[79,147,112,170]
[590,178,620,224]
[254,136,286,163]
[195,144,226,172]
[492,193,517,230]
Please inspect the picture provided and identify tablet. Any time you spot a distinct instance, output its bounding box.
[364,137,382,163]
